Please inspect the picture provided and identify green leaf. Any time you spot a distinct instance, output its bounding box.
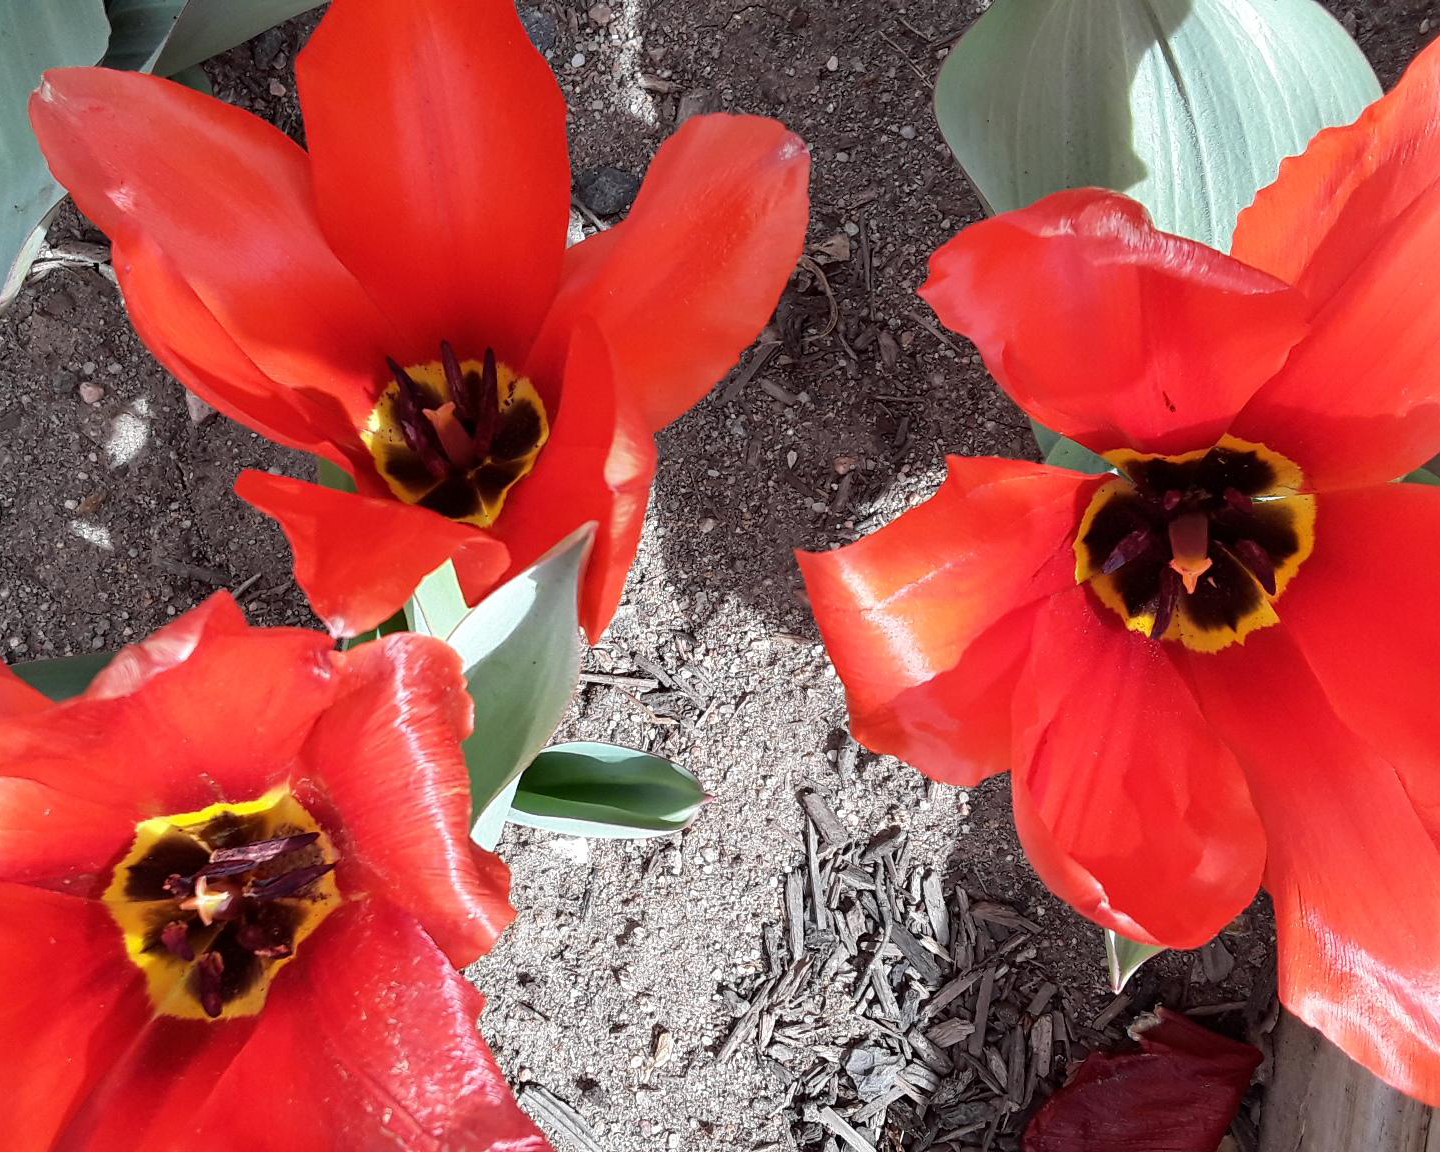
[1105,928,1165,992]
[315,456,357,495]
[934,0,1380,249]
[438,523,595,824]
[0,0,110,307]
[1045,435,1113,476]
[337,607,408,651]
[471,777,522,852]
[407,561,470,641]
[1031,420,1061,459]
[168,62,212,95]
[511,742,708,839]
[1404,467,1440,487]
[10,649,113,701]
[104,0,317,76]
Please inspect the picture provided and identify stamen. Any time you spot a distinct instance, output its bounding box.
[1233,539,1278,596]
[248,861,337,902]
[425,403,478,468]
[1151,568,1182,641]
[196,951,225,1019]
[1102,527,1155,574]
[472,348,501,457]
[440,340,476,424]
[160,920,195,961]
[1223,487,1252,513]
[180,875,236,927]
[200,832,319,879]
[1162,489,1183,513]
[386,357,449,479]
[1167,513,1214,595]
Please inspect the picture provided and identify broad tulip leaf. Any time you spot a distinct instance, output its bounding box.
[510,742,708,839]
[935,0,1380,249]
[471,776,522,852]
[1046,436,1113,476]
[315,457,357,495]
[1106,928,1165,992]
[0,0,109,307]
[407,560,471,642]
[435,523,594,823]
[1404,467,1440,487]
[10,649,113,701]
[105,0,319,77]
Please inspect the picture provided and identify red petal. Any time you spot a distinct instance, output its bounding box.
[30,69,392,424]
[1231,38,1440,306]
[798,457,1103,784]
[1185,626,1440,1103]
[0,618,337,890]
[297,0,570,366]
[920,189,1308,457]
[0,883,151,1152]
[298,634,516,966]
[528,114,810,431]
[1012,588,1263,948]
[1024,1008,1260,1152]
[0,665,49,719]
[235,471,505,638]
[112,236,363,458]
[88,589,247,699]
[198,903,548,1151]
[486,324,656,642]
[1275,484,1440,837]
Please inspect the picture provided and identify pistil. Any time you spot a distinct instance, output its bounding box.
[1167,513,1214,595]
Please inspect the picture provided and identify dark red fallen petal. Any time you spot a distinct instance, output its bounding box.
[1024,1008,1260,1152]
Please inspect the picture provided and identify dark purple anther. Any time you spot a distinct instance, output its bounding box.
[1102,527,1155,574]
[1234,538,1278,596]
[386,357,449,479]
[441,340,476,424]
[197,951,225,1019]
[472,348,501,457]
[161,920,195,961]
[1151,568,1182,641]
[248,861,337,902]
[1162,489,1183,512]
[201,833,320,879]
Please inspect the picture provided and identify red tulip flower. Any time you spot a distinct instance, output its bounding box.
[0,595,547,1151]
[30,0,809,641]
[801,40,1440,1101]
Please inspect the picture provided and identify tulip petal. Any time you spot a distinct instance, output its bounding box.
[87,590,246,699]
[485,323,656,642]
[299,634,516,966]
[798,457,1103,784]
[0,883,151,1152]
[920,189,1308,458]
[199,903,548,1151]
[297,0,570,366]
[30,68,393,424]
[528,114,811,432]
[235,471,508,639]
[0,665,49,718]
[1011,588,1264,949]
[1185,626,1440,1103]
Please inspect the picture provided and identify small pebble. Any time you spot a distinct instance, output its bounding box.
[570,51,586,69]
[825,55,839,71]
[79,383,105,405]
[899,124,916,140]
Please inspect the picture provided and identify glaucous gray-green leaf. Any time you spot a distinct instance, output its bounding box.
[935,0,1380,249]
[439,523,594,824]
[9,649,113,701]
[509,742,708,840]
[1106,928,1165,992]
[105,0,317,75]
[1046,436,1113,476]
[1404,467,1440,487]
[407,560,471,642]
[472,776,522,852]
[0,0,109,307]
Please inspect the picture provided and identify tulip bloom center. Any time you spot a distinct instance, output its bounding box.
[103,789,340,1020]
[361,342,549,527]
[1073,436,1315,652]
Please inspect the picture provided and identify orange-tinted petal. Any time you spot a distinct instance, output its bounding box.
[0,883,151,1152]
[297,0,570,366]
[31,69,392,425]
[920,189,1308,457]
[298,634,515,966]
[1232,38,1440,306]
[528,114,810,432]
[196,903,548,1151]
[0,665,49,718]
[1012,588,1263,949]
[87,589,246,699]
[235,471,505,638]
[798,457,1103,784]
[1185,626,1440,1103]
[486,324,656,642]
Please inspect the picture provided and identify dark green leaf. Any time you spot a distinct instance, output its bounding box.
[149,0,319,76]
[315,456,357,495]
[102,0,182,71]
[935,0,1379,249]
[1045,436,1113,476]
[1403,467,1440,488]
[510,742,708,839]
[1,0,110,306]
[10,649,114,701]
